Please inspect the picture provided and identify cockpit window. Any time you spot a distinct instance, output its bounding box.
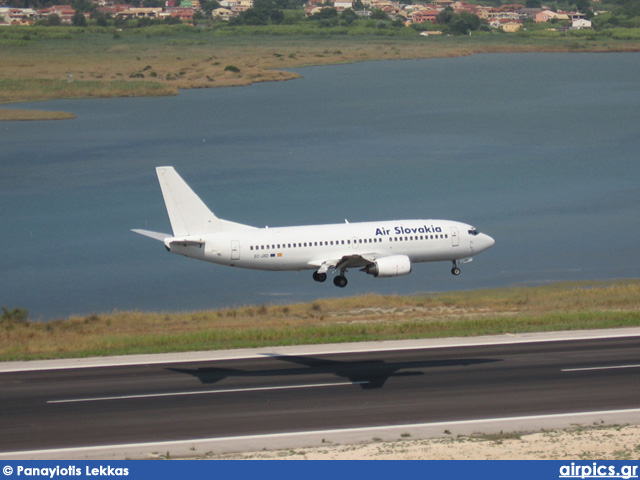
[468,228,479,236]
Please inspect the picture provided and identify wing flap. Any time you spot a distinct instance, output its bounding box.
[308,253,380,272]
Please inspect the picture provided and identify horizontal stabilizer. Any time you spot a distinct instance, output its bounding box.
[131,229,170,242]
[166,237,206,247]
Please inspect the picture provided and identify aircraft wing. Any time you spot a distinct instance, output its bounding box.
[308,253,380,274]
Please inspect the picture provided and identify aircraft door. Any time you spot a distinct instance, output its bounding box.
[231,240,240,260]
[451,227,459,247]
[352,237,359,250]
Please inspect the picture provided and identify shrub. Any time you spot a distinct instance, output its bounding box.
[1,306,29,325]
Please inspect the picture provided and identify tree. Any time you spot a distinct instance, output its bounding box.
[575,0,590,13]
[436,6,455,24]
[200,0,221,16]
[340,8,358,24]
[1,306,29,325]
[311,7,338,20]
[72,0,96,13]
[370,8,389,20]
[72,11,87,26]
[45,13,62,26]
[230,0,286,25]
[525,0,541,8]
[437,9,483,34]
[93,13,111,26]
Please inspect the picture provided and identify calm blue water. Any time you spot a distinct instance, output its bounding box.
[2,52,639,320]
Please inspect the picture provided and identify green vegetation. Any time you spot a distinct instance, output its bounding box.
[1,280,638,362]
[1,0,640,121]
[2,26,639,103]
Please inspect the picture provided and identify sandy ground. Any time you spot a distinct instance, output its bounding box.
[208,425,640,460]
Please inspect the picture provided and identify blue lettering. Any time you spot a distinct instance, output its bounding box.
[392,224,442,235]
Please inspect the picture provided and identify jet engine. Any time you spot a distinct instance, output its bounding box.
[362,255,412,278]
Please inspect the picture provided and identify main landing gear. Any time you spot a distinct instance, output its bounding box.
[451,260,461,276]
[333,275,347,288]
[313,270,348,288]
[313,271,327,282]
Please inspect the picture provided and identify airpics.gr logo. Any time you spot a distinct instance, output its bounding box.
[559,463,639,479]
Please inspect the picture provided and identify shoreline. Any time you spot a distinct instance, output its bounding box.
[3,33,640,121]
[2,279,639,362]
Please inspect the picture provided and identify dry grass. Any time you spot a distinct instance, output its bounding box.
[2,28,640,119]
[0,108,76,120]
[1,280,639,361]
[207,424,640,460]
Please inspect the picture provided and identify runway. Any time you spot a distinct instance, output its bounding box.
[1,329,639,459]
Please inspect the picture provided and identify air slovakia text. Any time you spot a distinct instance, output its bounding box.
[375,225,442,236]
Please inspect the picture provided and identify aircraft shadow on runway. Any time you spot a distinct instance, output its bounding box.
[167,355,500,389]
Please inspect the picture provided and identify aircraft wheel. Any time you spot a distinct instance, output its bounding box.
[313,271,327,283]
[333,275,348,288]
[451,267,461,276]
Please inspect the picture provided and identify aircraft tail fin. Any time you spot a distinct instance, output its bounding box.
[155,166,254,236]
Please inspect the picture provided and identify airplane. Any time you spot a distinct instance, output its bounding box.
[133,166,495,288]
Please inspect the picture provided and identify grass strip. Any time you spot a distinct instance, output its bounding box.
[1,280,639,361]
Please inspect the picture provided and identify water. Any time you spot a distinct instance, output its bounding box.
[1,52,639,320]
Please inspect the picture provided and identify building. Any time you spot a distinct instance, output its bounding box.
[38,5,77,23]
[212,7,233,20]
[572,18,592,29]
[114,7,163,18]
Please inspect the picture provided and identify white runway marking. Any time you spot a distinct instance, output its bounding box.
[47,381,368,404]
[562,364,640,372]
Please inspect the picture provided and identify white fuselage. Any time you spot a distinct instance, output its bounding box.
[167,219,494,272]
[134,167,495,287]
